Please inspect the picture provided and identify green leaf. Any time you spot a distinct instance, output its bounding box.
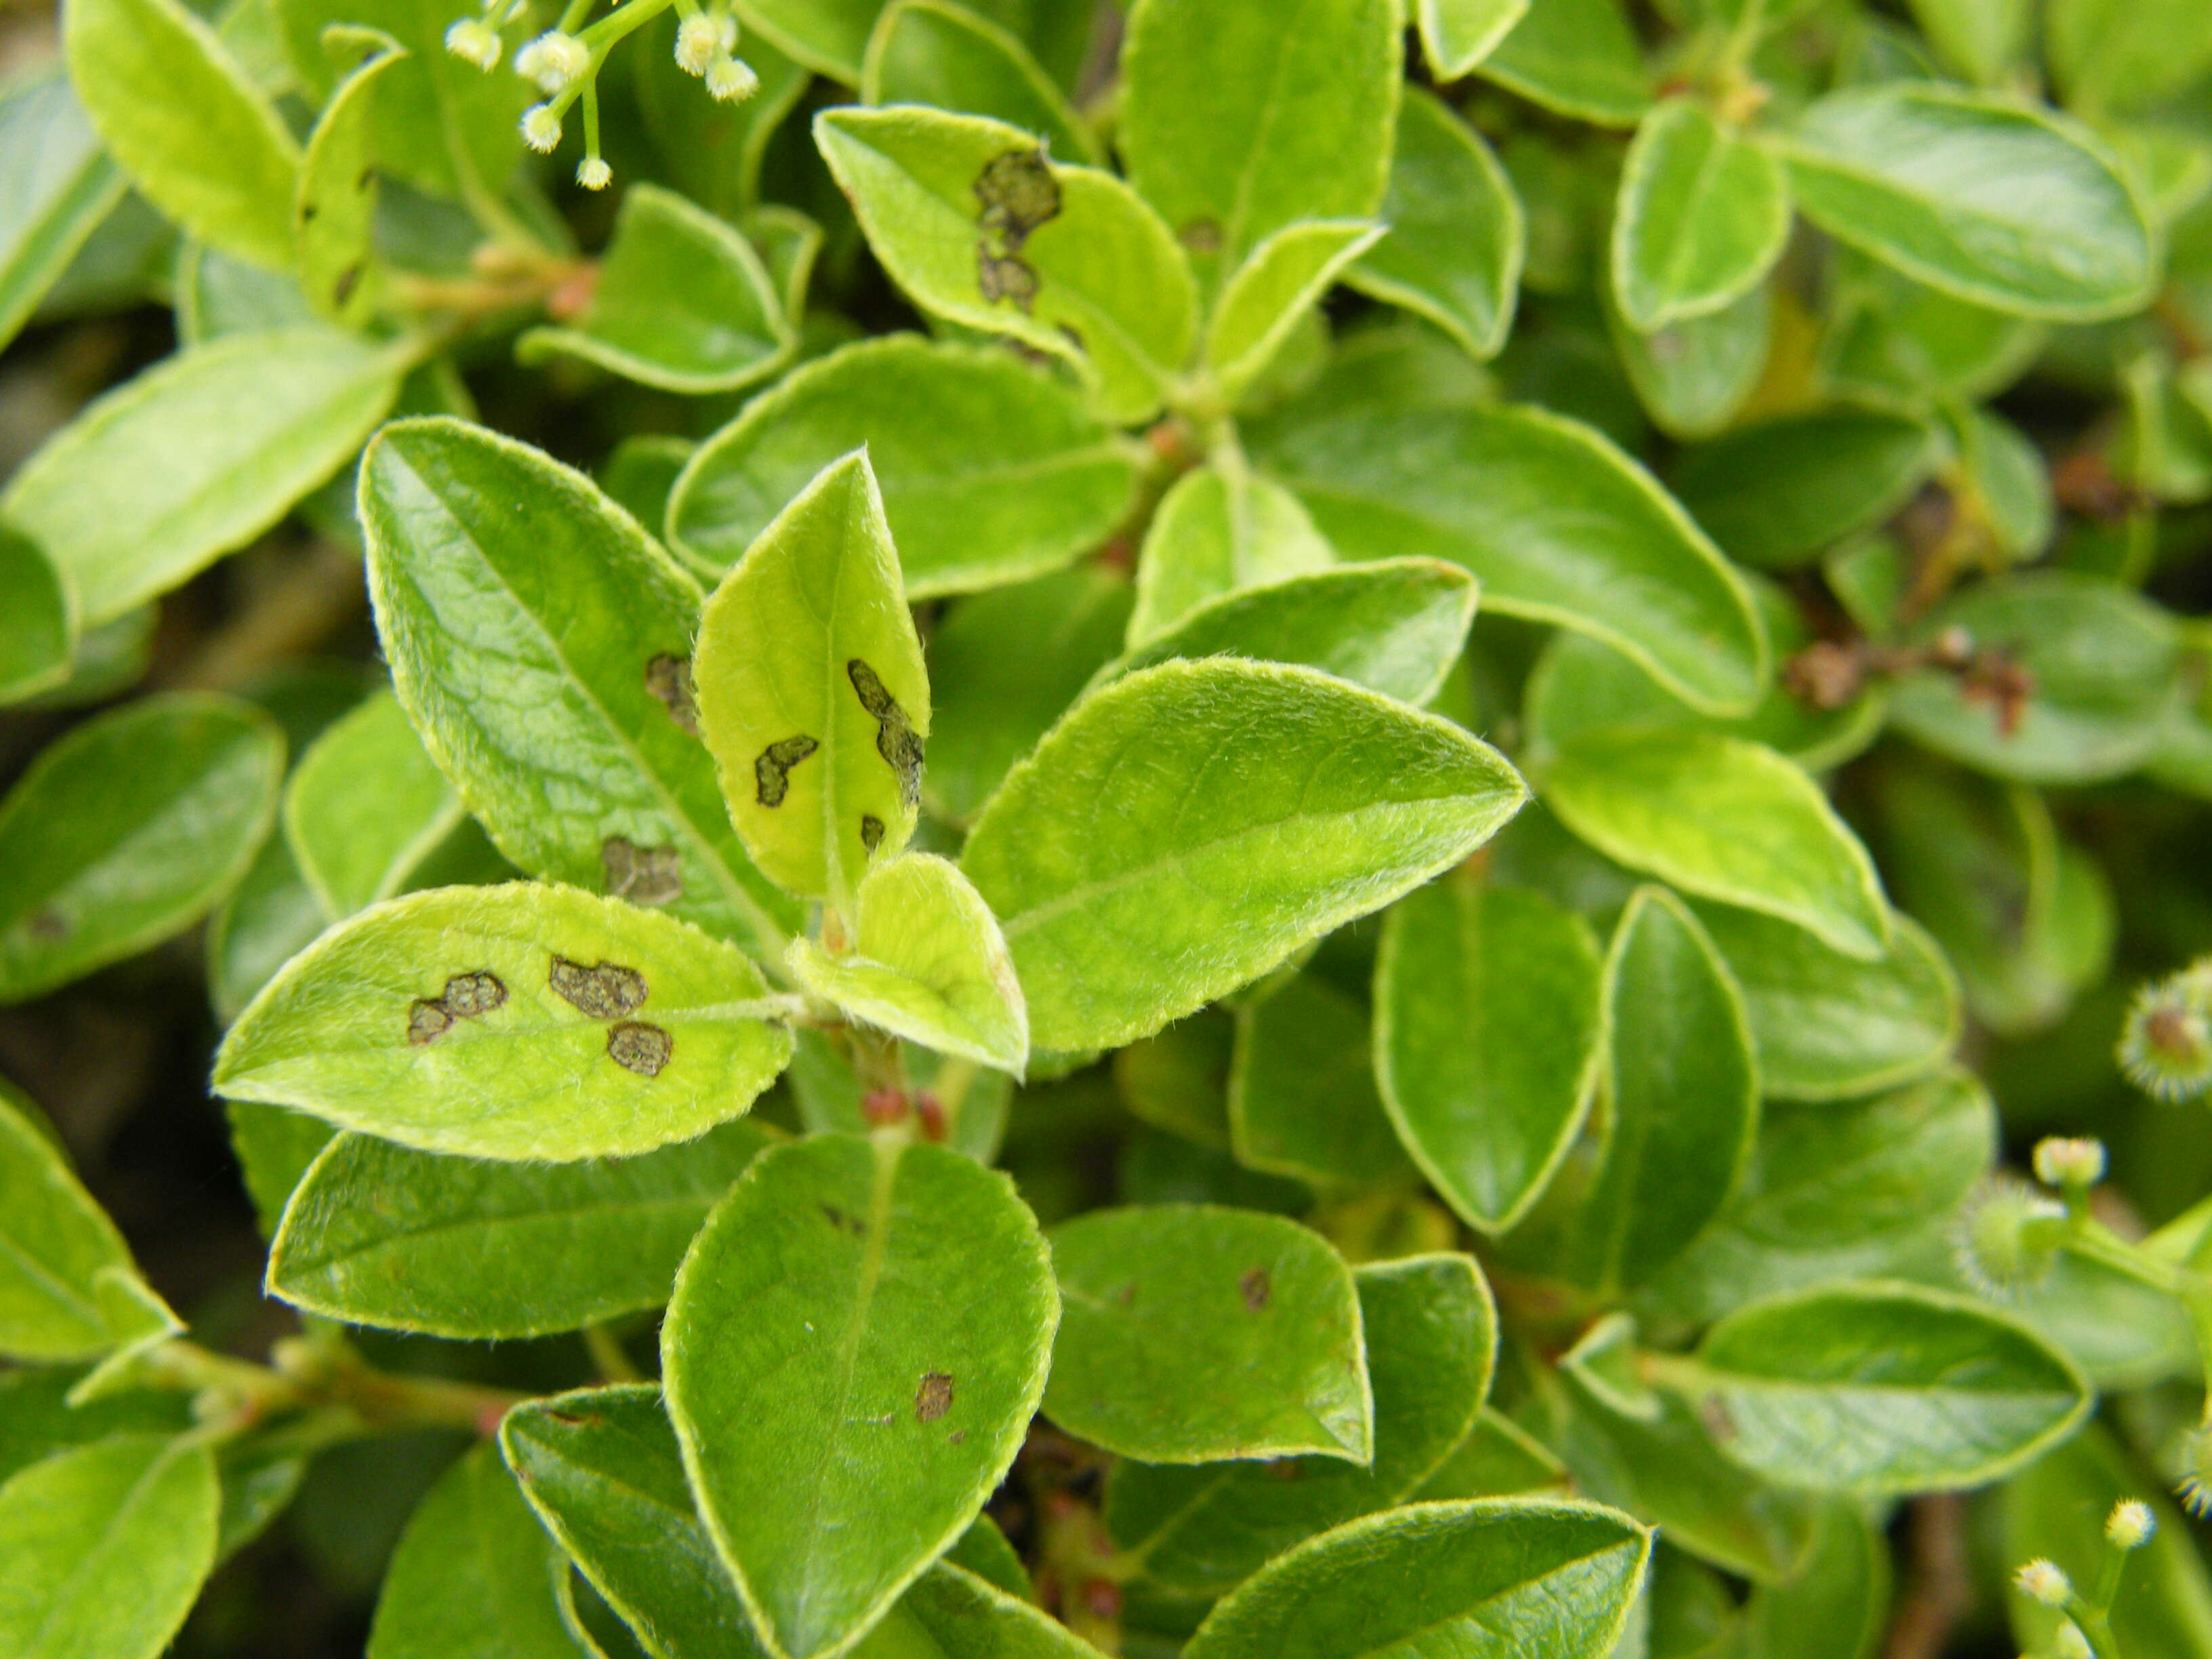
[295,43,401,325]
[1743,1504,1891,1659]
[861,0,1096,164]
[1044,1204,1370,1464]
[1690,1282,2091,1492]
[64,0,300,268]
[2046,0,2212,119]
[520,184,795,395]
[1560,888,1758,1294]
[283,689,464,922]
[1376,876,1604,1234]
[694,449,930,912]
[1539,731,1890,959]
[1669,406,1939,570]
[0,523,72,705]
[367,1441,577,1659]
[1416,0,1529,77]
[1107,1254,1496,1595]
[1126,463,1335,646]
[0,1435,220,1659]
[1476,0,1652,127]
[923,565,1134,825]
[1119,0,1399,289]
[1227,974,1415,1190]
[663,1133,1057,1659]
[789,853,1027,1072]
[872,1559,1098,1656]
[1692,902,1959,1101]
[789,1030,1014,1164]
[0,1366,194,1490]
[214,882,794,1160]
[962,659,1527,1051]
[2,327,406,626]
[1609,279,1771,442]
[361,416,796,959]
[1887,572,2180,784]
[225,1097,336,1240]
[1772,85,2156,320]
[1116,1010,1236,1149]
[1208,220,1384,402]
[0,691,283,1004]
[1907,0,2029,85]
[1613,99,1788,333]
[1107,559,1477,705]
[1346,89,1523,363]
[268,1117,777,1337]
[730,0,879,79]
[0,67,125,353]
[1181,1498,1650,1659]
[1248,399,1767,716]
[1413,1408,1571,1502]
[1637,1070,1994,1326]
[814,106,1196,424]
[670,335,1139,596]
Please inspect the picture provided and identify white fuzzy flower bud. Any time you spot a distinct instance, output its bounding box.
[706,54,758,102]
[2107,1498,2154,1550]
[443,17,503,69]
[2015,1558,2072,1608]
[577,155,613,190]
[2034,1136,2106,1189]
[521,103,564,154]
[674,14,719,74]
[516,29,590,92]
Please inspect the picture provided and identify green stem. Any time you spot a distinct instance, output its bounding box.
[586,1324,644,1384]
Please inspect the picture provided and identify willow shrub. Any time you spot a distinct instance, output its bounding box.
[4,0,2212,1654]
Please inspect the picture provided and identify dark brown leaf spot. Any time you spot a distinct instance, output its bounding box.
[550,956,647,1020]
[27,907,68,941]
[860,814,885,853]
[441,972,508,1018]
[977,244,1040,312]
[820,1204,866,1236]
[407,999,455,1046]
[846,659,924,808]
[645,653,701,735]
[755,735,819,807]
[916,1371,954,1422]
[1240,1267,1271,1311]
[973,148,1061,251]
[1179,218,1222,254]
[333,263,363,308]
[1698,1393,1738,1444]
[603,838,682,905]
[607,1021,672,1076]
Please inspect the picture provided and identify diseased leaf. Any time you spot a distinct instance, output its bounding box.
[1670,406,1940,571]
[1208,220,1383,402]
[295,43,401,325]
[1044,1204,1371,1464]
[0,692,283,1004]
[663,1133,1058,1659]
[0,524,73,705]
[1229,974,1415,1189]
[1477,0,1652,127]
[961,659,1527,1051]
[214,882,795,1161]
[283,690,464,923]
[1612,99,1789,333]
[694,450,931,912]
[1127,463,1336,646]
[861,0,1096,163]
[0,68,125,354]
[787,1030,1014,1165]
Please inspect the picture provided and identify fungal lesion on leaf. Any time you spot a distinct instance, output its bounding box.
[603,836,682,905]
[972,146,1059,315]
[755,734,819,807]
[644,653,701,735]
[404,970,508,1046]
[1179,218,1223,255]
[607,1020,672,1076]
[916,1370,954,1422]
[977,246,1040,314]
[549,956,647,1019]
[860,814,885,853]
[1239,1267,1271,1311]
[846,659,924,809]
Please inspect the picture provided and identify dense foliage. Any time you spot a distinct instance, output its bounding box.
[4,0,2212,1654]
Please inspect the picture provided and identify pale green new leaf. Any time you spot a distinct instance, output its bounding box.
[1692,1283,2091,1492]
[815,106,1195,424]
[694,450,930,912]
[268,1118,777,1337]
[1375,876,1604,1234]
[669,335,1139,596]
[1539,731,1891,959]
[1126,464,1335,646]
[1181,1498,1651,1659]
[1417,0,1529,77]
[1207,221,1383,403]
[2,327,405,625]
[1229,975,1416,1189]
[0,1435,219,1659]
[0,525,72,705]
[283,690,464,922]
[295,43,402,325]
[861,0,1096,163]
[788,853,1027,1072]
[662,1133,1058,1659]
[1045,1204,1371,1464]
[213,883,795,1161]
[64,0,300,268]
[1612,98,1789,333]
[1476,0,1652,127]
[0,68,125,352]
[961,659,1527,1052]
[0,692,283,1004]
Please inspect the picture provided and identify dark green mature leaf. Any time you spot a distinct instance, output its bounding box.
[1691,1283,2091,1492]
[1773,85,2155,319]
[0,68,125,352]
[2,328,406,625]
[1613,99,1788,333]
[214,883,794,1160]
[1126,463,1335,645]
[874,1559,1099,1655]
[1477,0,1652,127]
[1107,1254,1496,1594]
[64,0,299,268]
[366,1441,576,1659]
[1413,1408,1571,1501]
[1116,1010,1236,1149]
[670,336,1139,596]
[1888,572,2180,783]
[1119,0,1399,289]
[861,0,1095,163]
[521,185,794,394]
[694,450,930,912]
[1248,399,1767,715]
[1376,877,1604,1233]
[0,691,283,1004]
[1610,279,1771,441]
[1348,88,1523,362]
[283,690,464,922]
[208,821,333,1031]
[0,524,72,705]
[0,1434,220,1659]
[1181,1498,1651,1659]
[1744,1503,1890,1659]
[1106,559,1477,705]
[1540,731,1890,959]
[815,106,1195,424]
[1561,888,1758,1294]
[268,1118,776,1337]
[361,417,796,958]
[962,659,1526,1051]
[1669,407,1938,570]
[1228,974,1415,1189]
[1046,1205,1370,1464]
[663,1134,1057,1659]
